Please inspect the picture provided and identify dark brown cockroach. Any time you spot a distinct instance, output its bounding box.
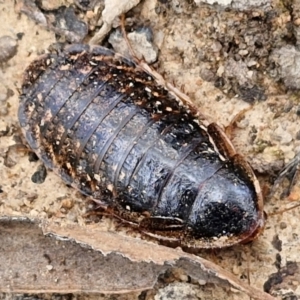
[18,44,265,249]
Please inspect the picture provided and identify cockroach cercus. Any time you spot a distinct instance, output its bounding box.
[18,43,265,250]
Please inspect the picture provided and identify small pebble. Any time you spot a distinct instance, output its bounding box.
[0,84,9,116]
[46,264,53,271]
[247,60,257,67]
[232,264,240,275]
[238,49,249,56]
[198,279,206,285]
[31,164,47,184]
[200,67,215,82]
[0,84,7,102]
[61,198,74,209]
[272,46,300,90]
[279,222,287,230]
[272,126,293,145]
[53,6,88,42]
[0,36,17,63]
[75,0,99,11]
[40,0,65,10]
[211,40,222,52]
[109,29,158,64]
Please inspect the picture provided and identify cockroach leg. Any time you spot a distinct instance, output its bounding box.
[225,106,253,140]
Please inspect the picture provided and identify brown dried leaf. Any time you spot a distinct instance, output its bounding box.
[0,217,276,299]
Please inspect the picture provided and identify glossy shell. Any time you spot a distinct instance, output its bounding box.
[19,44,265,249]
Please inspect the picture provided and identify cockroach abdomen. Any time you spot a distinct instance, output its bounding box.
[19,44,265,249]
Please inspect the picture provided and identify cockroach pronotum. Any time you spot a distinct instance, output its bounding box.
[18,44,265,249]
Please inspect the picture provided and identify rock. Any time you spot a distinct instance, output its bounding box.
[272,46,300,90]
[0,36,17,63]
[109,28,158,64]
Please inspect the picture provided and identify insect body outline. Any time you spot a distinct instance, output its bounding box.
[19,44,265,250]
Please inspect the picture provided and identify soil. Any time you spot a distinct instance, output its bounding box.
[1,0,300,299]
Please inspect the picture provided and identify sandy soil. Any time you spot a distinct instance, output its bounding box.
[1,0,300,299]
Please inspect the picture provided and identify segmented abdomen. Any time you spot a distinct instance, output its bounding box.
[19,44,263,244]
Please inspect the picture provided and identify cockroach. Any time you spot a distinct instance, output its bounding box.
[18,44,265,249]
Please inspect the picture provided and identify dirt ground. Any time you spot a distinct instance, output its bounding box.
[1,0,300,299]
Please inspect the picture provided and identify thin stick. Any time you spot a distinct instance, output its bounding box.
[120,14,139,61]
